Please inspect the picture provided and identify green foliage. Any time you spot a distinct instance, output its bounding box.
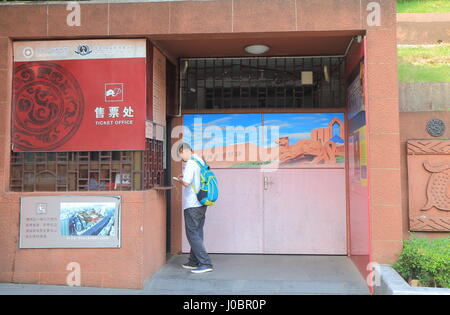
[397,0,450,13]
[392,235,450,288]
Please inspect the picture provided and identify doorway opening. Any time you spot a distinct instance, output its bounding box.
[180,56,346,111]
[177,56,349,255]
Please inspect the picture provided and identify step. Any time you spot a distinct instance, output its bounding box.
[144,254,370,295]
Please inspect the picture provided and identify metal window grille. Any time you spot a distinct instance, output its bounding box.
[180,56,346,111]
[10,139,164,192]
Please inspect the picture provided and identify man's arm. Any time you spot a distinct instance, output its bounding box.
[177,176,190,187]
[173,175,190,187]
[178,161,194,187]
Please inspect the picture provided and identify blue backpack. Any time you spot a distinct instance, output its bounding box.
[190,156,219,206]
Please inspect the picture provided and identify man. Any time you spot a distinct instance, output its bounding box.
[88,173,105,190]
[174,143,214,274]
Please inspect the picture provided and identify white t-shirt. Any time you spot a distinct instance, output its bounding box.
[182,154,206,210]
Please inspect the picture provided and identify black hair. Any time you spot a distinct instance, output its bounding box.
[177,142,193,154]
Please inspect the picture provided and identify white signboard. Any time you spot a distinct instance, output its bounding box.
[20,195,121,248]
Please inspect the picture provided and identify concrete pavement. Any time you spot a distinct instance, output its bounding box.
[0,254,370,295]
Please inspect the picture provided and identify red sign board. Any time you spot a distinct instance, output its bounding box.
[12,39,147,151]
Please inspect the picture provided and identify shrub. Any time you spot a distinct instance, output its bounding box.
[392,235,450,288]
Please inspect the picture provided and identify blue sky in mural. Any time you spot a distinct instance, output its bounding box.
[184,114,263,150]
[264,113,345,146]
[183,113,345,149]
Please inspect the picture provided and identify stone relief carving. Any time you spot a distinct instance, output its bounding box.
[407,140,450,232]
[421,160,450,212]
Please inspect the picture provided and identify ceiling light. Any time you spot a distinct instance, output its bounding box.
[244,44,270,55]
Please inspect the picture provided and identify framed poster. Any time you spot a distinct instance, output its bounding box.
[347,73,364,120]
[347,60,368,187]
[358,125,368,186]
[12,39,147,152]
[20,195,121,248]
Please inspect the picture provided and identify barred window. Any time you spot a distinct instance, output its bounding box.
[10,139,164,192]
[180,56,346,111]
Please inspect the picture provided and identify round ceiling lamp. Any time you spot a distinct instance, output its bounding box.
[244,44,270,55]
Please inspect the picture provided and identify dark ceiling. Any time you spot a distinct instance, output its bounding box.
[152,30,364,61]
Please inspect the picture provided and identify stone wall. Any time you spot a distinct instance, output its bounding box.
[400,82,450,112]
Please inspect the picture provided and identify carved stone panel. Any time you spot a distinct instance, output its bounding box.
[407,140,450,231]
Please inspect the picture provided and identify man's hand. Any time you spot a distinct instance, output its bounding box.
[180,175,191,187]
[173,175,189,187]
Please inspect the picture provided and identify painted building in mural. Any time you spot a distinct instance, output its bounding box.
[0,0,447,292]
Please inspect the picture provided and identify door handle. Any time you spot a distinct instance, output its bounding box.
[264,176,274,190]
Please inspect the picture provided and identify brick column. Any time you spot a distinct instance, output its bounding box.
[363,0,403,264]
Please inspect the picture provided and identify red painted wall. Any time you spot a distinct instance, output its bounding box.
[0,0,402,288]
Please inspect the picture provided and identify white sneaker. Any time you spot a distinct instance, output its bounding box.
[182,263,198,270]
[191,266,213,274]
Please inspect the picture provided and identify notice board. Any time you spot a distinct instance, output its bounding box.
[19,195,121,248]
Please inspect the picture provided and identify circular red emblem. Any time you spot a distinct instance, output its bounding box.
[12,62,84,151]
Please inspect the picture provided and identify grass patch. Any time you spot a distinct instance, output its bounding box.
[399,63,450,82]
[398,44,450,82]
[397,0,450,13]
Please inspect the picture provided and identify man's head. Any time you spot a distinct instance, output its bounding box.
[177,142,193,162]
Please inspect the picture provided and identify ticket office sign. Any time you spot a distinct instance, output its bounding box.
[19,195,121,248]
[12,39,147,152]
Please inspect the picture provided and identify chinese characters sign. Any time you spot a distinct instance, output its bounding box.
[152,47,166,127]
[20,195,121,248]
[12,39,147,151]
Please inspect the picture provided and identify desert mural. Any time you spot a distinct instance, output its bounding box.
[183,113,345,169]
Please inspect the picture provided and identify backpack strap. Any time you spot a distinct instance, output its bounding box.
[190,183,197,194]
[189,156,203,194]
[191,156,211,173]
[190,156,205,169]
